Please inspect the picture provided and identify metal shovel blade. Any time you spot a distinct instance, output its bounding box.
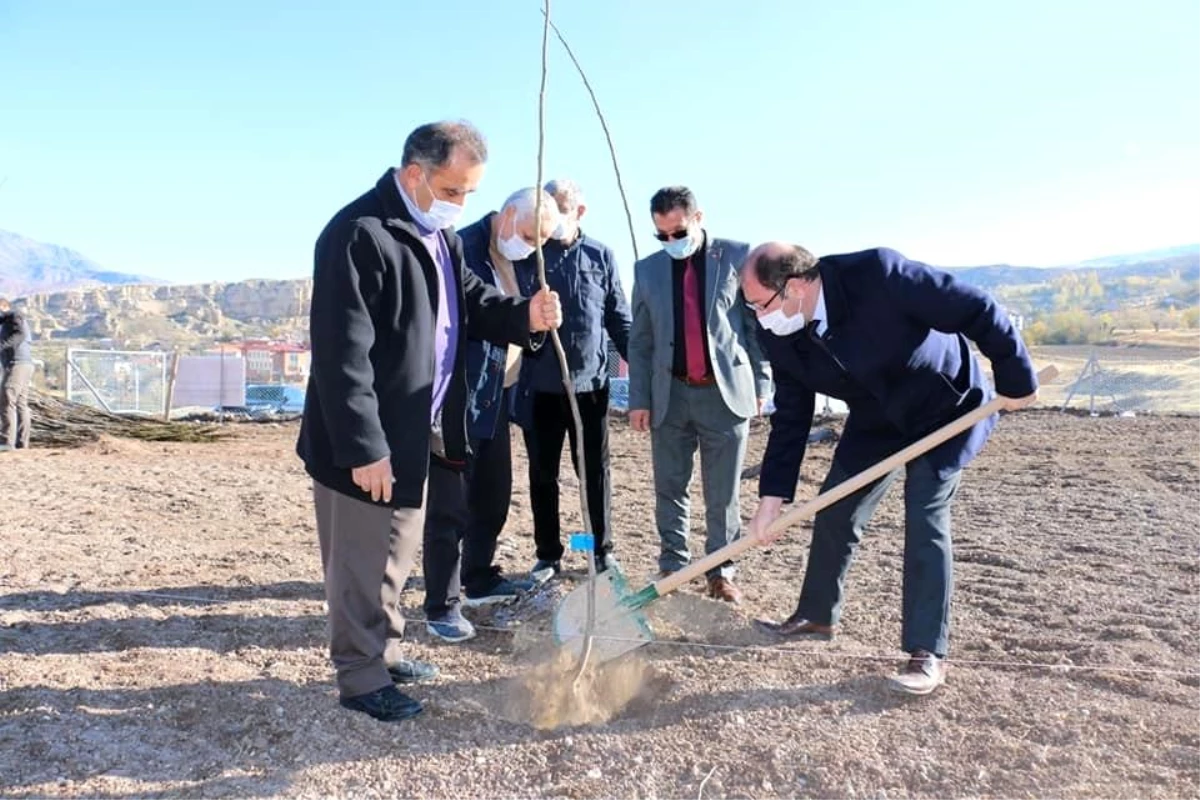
[551,565,654,664]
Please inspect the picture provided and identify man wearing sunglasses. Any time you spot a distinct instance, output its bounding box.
[627,186,771,604]
[740,241,1038,695]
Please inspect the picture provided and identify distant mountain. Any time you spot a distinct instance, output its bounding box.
[0,229,161,297]
[1077,244,1200,269]
[945,246,1200,294]
[945,263,1069,286]
[6,229,1197,349]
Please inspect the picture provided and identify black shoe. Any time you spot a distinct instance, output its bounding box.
[387,659,439,685]
[754,612,835,640]
[339,684,423,722]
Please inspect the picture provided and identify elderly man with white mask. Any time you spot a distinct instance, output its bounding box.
[512,178,632,584]
[420,187,563,642]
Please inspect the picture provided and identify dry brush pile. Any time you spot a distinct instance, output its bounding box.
[28,392,231,447]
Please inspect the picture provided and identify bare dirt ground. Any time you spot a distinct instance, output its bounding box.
[1026,342,1200,414]
[1,407,1198,799]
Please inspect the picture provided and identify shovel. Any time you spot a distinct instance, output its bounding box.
[552,365,1058,663]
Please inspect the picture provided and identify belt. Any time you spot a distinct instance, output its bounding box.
[673,373,717,388]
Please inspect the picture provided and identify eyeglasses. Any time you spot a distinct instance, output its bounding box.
[744,286,783,313]
[653,228,691,242]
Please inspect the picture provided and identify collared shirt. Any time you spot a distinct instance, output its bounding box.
[670,232,714,379]
[395,174,459,424]
[811,285,828,337]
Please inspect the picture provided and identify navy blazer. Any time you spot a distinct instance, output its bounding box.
[458,212,517,442]
[758,247,1038,502]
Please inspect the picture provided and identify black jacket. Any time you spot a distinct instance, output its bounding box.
[0,310,33,368]
[296,170,542,509]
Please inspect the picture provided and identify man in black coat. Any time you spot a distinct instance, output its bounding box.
[296,121,562,722]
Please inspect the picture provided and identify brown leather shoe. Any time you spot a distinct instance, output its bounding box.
[706,576,743,604]
[754,612,834,640]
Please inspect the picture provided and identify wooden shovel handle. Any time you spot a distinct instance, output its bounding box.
[652,365,1058,598]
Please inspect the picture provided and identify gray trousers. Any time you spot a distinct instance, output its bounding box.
[1,362,34,449]
[312,479,423,698]
[650,381,749,579]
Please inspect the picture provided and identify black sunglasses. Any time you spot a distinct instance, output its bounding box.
[653,228,691,242]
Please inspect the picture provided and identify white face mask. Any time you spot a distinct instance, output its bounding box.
[498,218,535,261]
[758,307,807,337]
[414,174,465,230]
[553,210,578,243]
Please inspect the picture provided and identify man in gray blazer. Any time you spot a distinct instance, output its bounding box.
[627,186,771,603]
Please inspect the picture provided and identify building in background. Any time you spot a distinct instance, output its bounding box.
[207,340,310,384]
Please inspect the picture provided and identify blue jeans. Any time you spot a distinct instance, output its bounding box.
[794,455,962,657]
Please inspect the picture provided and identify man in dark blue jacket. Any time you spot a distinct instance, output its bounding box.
[741,242,1038,696]
[420,187,561,642]
[512,178,632,580]
[0,297,35,450]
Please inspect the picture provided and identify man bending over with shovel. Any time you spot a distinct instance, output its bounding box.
[741,242,1038,695]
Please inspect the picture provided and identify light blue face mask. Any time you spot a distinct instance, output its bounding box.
[662,237,691,260]
[662,232,700,260]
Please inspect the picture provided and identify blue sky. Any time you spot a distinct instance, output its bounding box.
[1,0,1197,288]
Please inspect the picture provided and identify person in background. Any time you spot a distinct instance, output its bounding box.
[420,186,561,642]
[296,121,563,722]
[741,241,1038,695]
[0,297,34,451]
[626,186,770,604]
[512,178,631,582]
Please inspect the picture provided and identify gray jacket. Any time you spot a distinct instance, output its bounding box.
[628,236,771,428]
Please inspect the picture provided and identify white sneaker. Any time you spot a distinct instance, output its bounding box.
[888,650,946,695]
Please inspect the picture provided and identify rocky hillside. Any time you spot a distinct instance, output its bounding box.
[19,279,312,346]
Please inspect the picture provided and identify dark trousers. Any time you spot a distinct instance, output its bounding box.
[463,391,514,594]
[423,390,516,613]
[523,387,612,562]
[422,460,467,616]
[794,454,962,658]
